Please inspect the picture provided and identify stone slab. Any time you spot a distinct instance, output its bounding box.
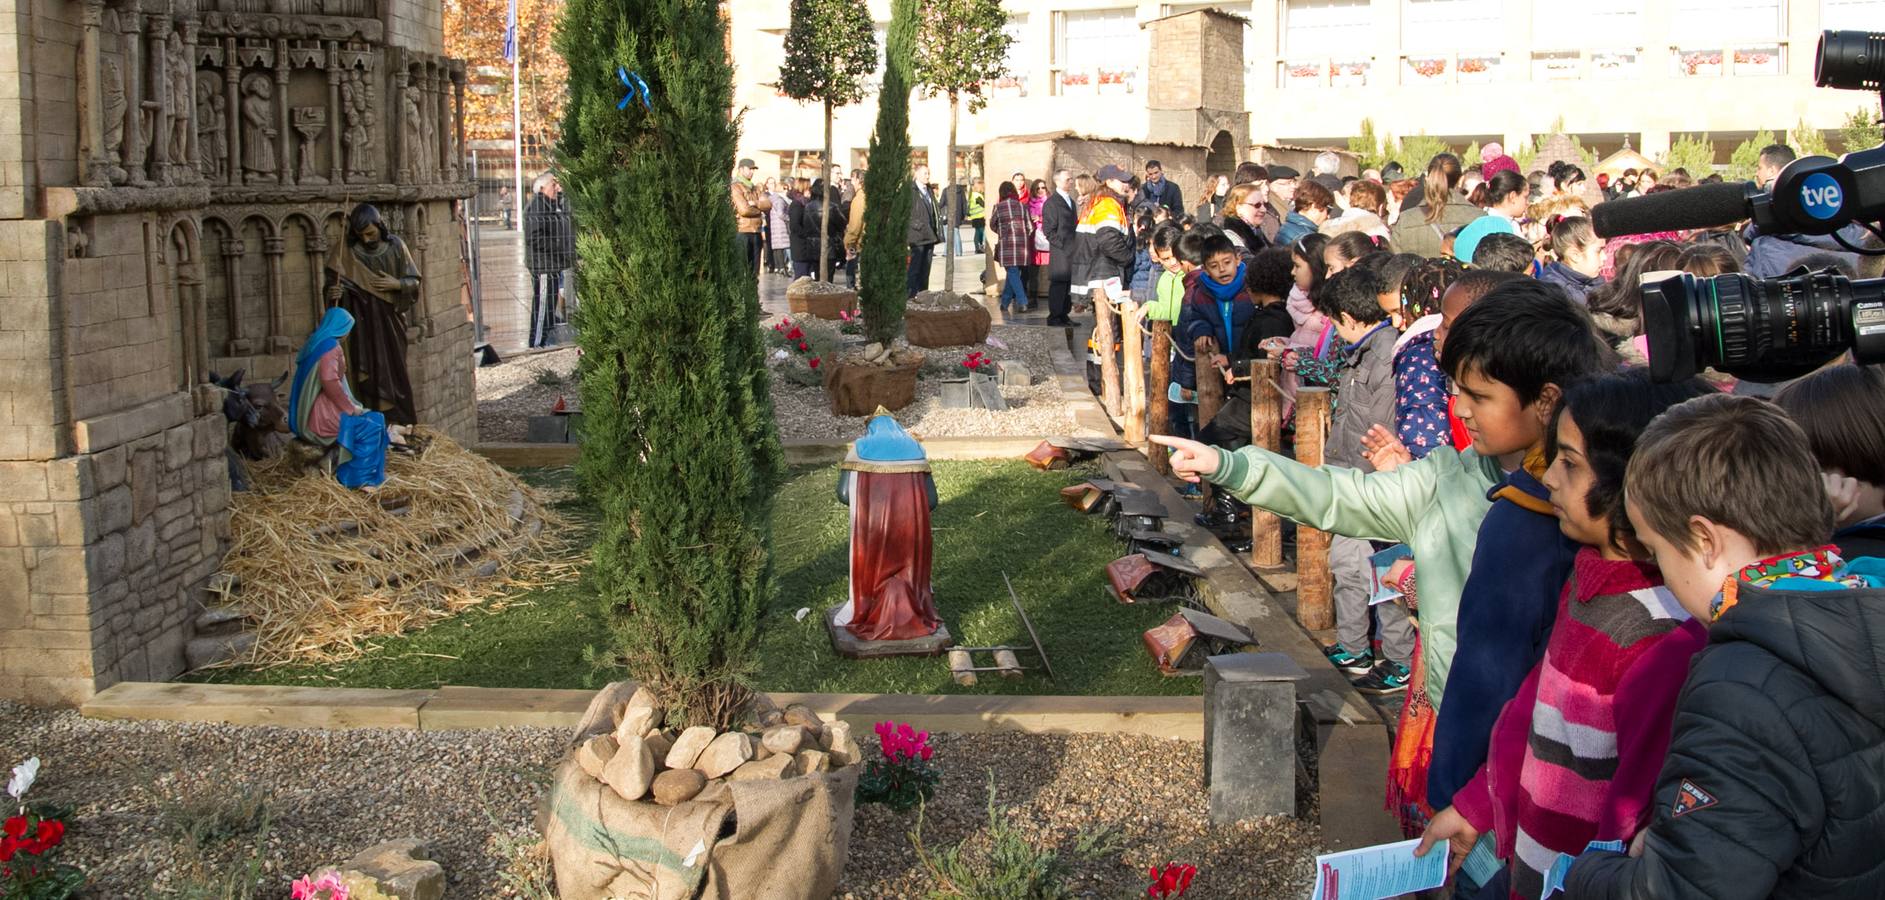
[82,682,429,729]
[524,416,568,444]
[417,685,593,730]
[825,605,954,659]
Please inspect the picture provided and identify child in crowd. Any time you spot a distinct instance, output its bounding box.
[1391,259,1467,460]
[1128,212,1161,306]
[1471,232,1537,275]
[1418,371,1716,899]
[1139,224,1190,327]
[1359,253,1423,330]
[1323,231,1383,278]
[1565,394,1885,900]
[1312,267,1413,693]
[1774,363,1885,558]
[1151,283,1609,831]
[1538,216,1605,305]
[1181,234,1292,536]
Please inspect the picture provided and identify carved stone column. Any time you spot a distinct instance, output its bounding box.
[325,42,343,184]
[222,240,248,355]
[78,0,114,186]
[393,66,410,183]
[448,67,465,182]
[263,235,289,353]
[275,39,292,187]
[149,16,172,181]
[121,0,149,185]
[180,19,201,182]
[433,64,450,181]
[306,233,330,321]
[224,37,241,184]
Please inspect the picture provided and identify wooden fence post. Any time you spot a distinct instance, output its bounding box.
[1194,335,1223,432]
[1148,320,1173,476]
[1293,387,1332,630]
[1250,359,1284,570]
[1095,288,1121,418]
[1121,301,1145,446]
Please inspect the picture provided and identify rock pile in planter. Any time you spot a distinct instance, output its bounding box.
[573,687,864,807]
[786,277,858,320]
[906,291,992,348]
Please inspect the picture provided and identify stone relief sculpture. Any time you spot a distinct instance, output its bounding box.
[401,88,423,178]
[197,75,226,181]
[294,107,326,185]
[240,73,277,182]
[102,57,127,176]
[418,86,436,179]
[167,33,192,175]
[343,69,373,183]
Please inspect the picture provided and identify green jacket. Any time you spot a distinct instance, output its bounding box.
[1206,443,1502,709]
[1144,270,1186,324]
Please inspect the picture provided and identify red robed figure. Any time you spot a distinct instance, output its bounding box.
[835,414,943,641]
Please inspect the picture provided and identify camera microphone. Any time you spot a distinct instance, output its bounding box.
[1590,181,1765,238]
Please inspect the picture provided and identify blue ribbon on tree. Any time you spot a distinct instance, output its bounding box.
[616,67,652,112]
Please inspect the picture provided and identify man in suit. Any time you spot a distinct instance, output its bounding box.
[906,163,940,297]
[1137,159,1184,218]
[1042,168,1077,326]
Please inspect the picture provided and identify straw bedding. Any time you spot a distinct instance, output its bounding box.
[208,428,578,668]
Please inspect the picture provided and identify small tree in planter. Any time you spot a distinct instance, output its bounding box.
[912,0,1011,292]
[858,0,919,346]
[779,0,877,283]
[558,0,782,730]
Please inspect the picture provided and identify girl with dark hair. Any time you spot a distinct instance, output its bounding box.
[1323,230,1385,277]
[1774,363,1885,558]
[1677,242,1740,277]
[1391,153,1484,258]
[1027,177,1050,293]
[1452,170,1528,264]
[788,178,846,279]
[1128,211,1161,305]
[1587,239,1680,343]
[1537,216,1605,305]
[1390,257,1467,461]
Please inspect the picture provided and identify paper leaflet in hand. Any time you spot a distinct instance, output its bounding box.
[1309,838,1446,900]
[1539,839,1626,898]
[1368,544,1414,606]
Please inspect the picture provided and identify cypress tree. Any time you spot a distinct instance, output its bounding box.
[858,0,919,345]
[556,0,783,729]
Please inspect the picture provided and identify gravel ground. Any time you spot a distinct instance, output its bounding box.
[4,705,1319,898]
[768,323,1103,443]
[476,347,582,443]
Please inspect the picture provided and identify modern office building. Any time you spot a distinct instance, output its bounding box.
[729,0,1882,179]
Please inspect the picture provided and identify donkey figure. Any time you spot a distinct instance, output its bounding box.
[209,369,290,491]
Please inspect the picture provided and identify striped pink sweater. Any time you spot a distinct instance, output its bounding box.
[1450,549,1707,900]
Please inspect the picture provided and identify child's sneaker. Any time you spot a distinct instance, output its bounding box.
[1353,660,1411,695]
[1323,643,1374,676]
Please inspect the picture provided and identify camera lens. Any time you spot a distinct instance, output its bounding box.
[1817,30,1885,91]
[1695,271,1881,381]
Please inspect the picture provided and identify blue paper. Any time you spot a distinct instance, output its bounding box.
[1368,544,1413,606]
[1309,838,1446,900]
[1540,840,1627,899]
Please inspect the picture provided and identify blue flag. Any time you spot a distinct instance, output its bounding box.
[502,0,517,61]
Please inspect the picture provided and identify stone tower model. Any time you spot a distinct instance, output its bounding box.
[0,0,477,703]
[1144,7,1250,183]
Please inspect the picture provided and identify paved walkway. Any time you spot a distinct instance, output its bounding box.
[471,226,1057,357]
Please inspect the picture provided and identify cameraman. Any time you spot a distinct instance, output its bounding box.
[1744,144,1868,278]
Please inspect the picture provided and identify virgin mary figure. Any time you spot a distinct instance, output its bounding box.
[325,203,420,424]
[289,307,388,489]
[833,412,946,643]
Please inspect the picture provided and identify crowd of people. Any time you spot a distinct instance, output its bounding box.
[1112,144,1884,899]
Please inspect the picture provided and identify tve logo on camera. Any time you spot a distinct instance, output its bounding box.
[1799,173,1845,220]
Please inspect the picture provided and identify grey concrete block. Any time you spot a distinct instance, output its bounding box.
[1204,651,1308,823]
[997,361,1032,386]
[938,379,975,409]
[525,416,568,443]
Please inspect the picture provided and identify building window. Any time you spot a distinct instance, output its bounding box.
[1403,0,1502,53]
[1280,0,1371,87]
[1531,0,1638,51]
[1053,8,1139,95]
[1671,0,1783,44]
[1821,0,1885,29]
[996,14,1031,96]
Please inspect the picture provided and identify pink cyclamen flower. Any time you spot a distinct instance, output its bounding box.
[292,872,351,900]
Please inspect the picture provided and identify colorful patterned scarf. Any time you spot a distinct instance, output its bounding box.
[1712,546,1867,621]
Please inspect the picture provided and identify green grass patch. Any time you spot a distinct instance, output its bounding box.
[194,461,1198,697]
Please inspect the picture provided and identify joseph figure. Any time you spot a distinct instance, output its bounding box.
[324,203,420,424]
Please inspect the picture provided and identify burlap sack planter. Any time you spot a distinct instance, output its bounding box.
[786,282,857,320]
[543,683,860,900]
[821,352,924,416]
[904,306,992,348]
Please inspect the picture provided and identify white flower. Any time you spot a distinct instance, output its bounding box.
[7,757,38,802]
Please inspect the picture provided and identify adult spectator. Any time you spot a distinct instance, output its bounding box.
[1478,140,1519,180]
[764,176,791,273]
[1137,159,1185,218]
[1261,164,1299,243]
[1311,150,1344,195]
[833,165,853,203]
[524,172,576,348]
[1197,174,1230,223]
[1745,143,1866,277]
[789,178,846,279]
[730,158,771,275]
[906,163,941,297]
[1043,168,1078,326]
[1390,152,1483,259]
[842,168,867,288]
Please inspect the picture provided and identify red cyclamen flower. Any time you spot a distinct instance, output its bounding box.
[1,818,24,841]
[809,358,820,369]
